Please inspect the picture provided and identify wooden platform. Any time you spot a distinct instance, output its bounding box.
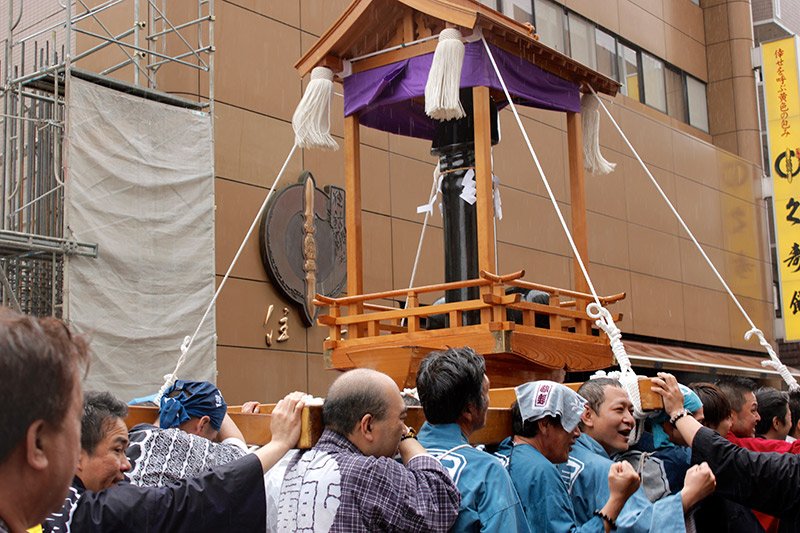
[125,380,661,448]
[317,270,625,389]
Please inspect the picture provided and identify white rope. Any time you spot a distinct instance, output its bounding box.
[480,37,642,420]
[406,165,442,312]
[587,86,800,392]
[155,143,300,403]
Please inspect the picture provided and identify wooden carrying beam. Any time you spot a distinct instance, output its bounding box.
[126,380,663,449]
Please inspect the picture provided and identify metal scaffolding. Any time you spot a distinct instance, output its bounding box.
[0,0,214,317]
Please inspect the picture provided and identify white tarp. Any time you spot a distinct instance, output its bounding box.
[66,78,216,400]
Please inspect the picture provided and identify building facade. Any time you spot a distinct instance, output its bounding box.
[1,0,786,402]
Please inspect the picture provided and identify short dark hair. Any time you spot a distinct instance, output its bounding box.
[755,387,789,436]
[416,347,486,424]
[577,378,622,414]
[789,390,800,437]
[715,377,757,412]
[82,392,128,454]
[511,400,560,438]
[323,369,390,436]
[0,307,90,464]
[690,382,732,430]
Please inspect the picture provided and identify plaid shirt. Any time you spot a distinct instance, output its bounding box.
[276,428,460,532]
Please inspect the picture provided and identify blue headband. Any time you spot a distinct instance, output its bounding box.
[653,384,702,449]
[159,380,227,431]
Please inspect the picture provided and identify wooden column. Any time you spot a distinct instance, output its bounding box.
[567,111,590,334]
[473,87,498,323]
[344,114,363,335]
[473,87,496,273]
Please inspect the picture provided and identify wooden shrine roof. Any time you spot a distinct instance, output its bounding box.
[295,0,620,96]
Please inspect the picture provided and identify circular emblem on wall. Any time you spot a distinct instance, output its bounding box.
[259,171,347,326]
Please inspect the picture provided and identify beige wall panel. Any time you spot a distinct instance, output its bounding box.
[389,153,442,227]
[215,103,301,186]
[307,320,330,356]
[735,131,763,169]
[216,276,308,352]
[623,156,679,235]
[214,179,269,281]
[672,131,719,188]
[724,252,768,301]
[703,3,730,45]
[682,286,732,346]
[302,141,345,190]
[628,0,663,19]
[707,79,736,134]
[308,354,342,397]
[588,264,634,330]
[729,39,755,79]
[388,134,436,163]
[391,219,445,305]
[679,238,727,291]
[705,41,733,83]
[584,150,627,218]
[720,197,765,260]
[629,273,685,339]
[497,242,572,289]
[597,97,630,155]
[516,105,566,131]
[217,346,308,404]
[627,224,682,282]
[674,176,724,247]
[727,296,774,348]
[362,212,394,294]
[223,0,301,27]
[494,114,569,201]
[662,0,705,45]
[717,154,759,203]
[299,0,352,37]
[725,1,755,39]
[358,125,391,151]
[497,191,573,257]
[664,26,707,81]
[361,145,392,216]
[619,108,674,172]
[618,0,665,58]
[713,132,738,155]
[731,78,760,133]
[215,2,300,121]
[587,211,630,270]
[565,0,620,34]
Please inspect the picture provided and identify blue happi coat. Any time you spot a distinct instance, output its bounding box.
[557,434,685,533]
[417,422,531,533]
[495,437,604,532]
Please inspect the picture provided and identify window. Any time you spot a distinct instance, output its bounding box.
[665,66,687,121]
[567,13,596,69]
[479,0,499,9]
[642,52,666,112]
[618,42,639,100]
[533,0,566,54]
[499,0,533,23]
[687,75,709,132]
[595,28,618,81]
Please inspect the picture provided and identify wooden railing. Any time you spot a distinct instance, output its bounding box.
[314,270,624,344]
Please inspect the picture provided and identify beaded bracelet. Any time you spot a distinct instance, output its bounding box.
[593,509,617,530]
[669,408,691,425]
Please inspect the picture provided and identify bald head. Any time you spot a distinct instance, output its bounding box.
[323,369,398,436]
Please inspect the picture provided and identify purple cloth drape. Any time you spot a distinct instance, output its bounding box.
[343,41,580,140]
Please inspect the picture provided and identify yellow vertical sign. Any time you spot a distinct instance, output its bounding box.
[764,37,800,340]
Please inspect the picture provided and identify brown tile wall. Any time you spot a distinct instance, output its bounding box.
[67,0,774,402]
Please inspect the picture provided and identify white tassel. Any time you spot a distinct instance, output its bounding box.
[425,28,466,121]
[581,93,615,175]
[292,66,339,150]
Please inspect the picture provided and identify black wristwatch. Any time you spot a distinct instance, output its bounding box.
[400,426,417,441]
